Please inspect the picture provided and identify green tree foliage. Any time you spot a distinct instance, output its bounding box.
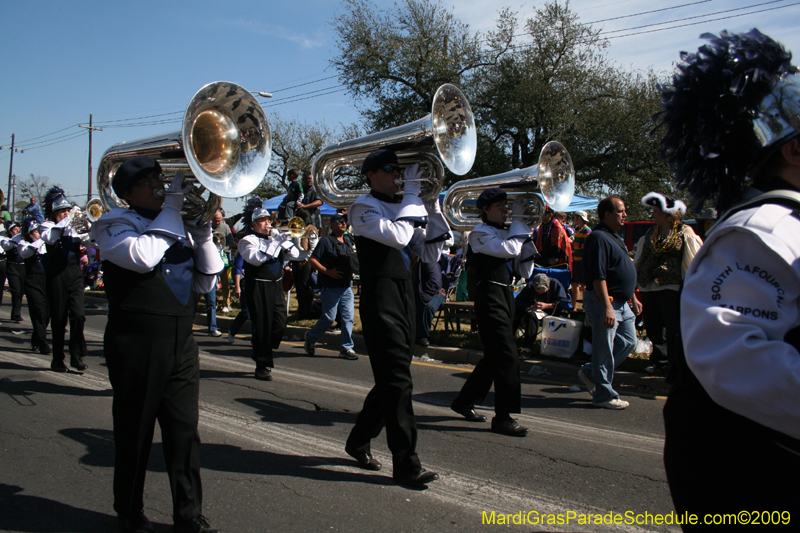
[331,0,682,219]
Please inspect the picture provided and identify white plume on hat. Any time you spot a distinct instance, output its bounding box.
[641,192,687,216]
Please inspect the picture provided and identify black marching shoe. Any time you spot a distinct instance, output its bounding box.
[254,367,272,381]
[118,511,154,533]
[50,359,68,373]
[491,416,529,437]
[393,469,439,487]
[345,446,382,471]
[450,399,487,422]
[71,356,88,371]
[173,515,219,533]
[416,338,430,347]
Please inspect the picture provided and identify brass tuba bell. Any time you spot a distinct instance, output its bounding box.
[96,82,271,222]
[311,84,477,208]
[443,141,575,231]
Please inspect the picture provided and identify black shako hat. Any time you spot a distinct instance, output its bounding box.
[476,187,507,209]
[361,149,398,175]
[113,156,162,197]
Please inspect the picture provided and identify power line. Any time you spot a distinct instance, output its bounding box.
[586,0,714,24]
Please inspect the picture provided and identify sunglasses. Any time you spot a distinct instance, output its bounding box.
[334,219,347,224]
[381,165,403,174]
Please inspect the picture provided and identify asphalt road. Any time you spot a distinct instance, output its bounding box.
[0,303,679,533]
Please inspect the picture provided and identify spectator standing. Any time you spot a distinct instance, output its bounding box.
[212,208,234,312]
[570,210,592,303]
[227,233,250,344]
[297,171,322,228]
[535,206,572,271]
[657,29,800,520]
[290,208,319,320]
[304,213,357,360]
[23,197,44,223]
[90,156,223,533]
[0,205,11,223]
[634,193,702,378]
[577,196,642,409]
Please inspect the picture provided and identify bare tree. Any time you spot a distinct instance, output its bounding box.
[14,174,58,221]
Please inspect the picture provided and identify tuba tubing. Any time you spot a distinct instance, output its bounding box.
[311,83,477,208]
[443,141,575,232]
[96,82,271,222]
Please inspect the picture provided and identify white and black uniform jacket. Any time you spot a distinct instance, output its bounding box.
[238,229,301,280]
[350,191,450,272]
[681,188,800,440]
[0,234,23,262]
[90,207,223,315]
[39,219,93,269]
[469,219,537,285]
[18,237,47,274]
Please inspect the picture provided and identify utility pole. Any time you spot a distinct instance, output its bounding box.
[1,134,24,212]
[79,116,103,203]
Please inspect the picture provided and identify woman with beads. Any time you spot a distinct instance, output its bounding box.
[633,193,702,380]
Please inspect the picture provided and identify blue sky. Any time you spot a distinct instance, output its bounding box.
[2,0,798,214]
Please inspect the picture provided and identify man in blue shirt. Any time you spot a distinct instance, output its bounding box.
[23,197,44,223]
[303,213,357,360]
[577,196,642,409]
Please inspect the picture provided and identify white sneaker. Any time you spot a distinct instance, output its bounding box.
[227,332,235,345]
[210,329,222,337]
[592,398,629,410]
[222,306,231,313]
[577,368,596,395]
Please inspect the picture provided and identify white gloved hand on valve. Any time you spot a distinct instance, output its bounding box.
[402,164,423,197]
[162,172,189,213]
[511,197,527,219]
[184,217,212,243]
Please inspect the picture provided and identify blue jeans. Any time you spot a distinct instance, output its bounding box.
[307,285,354,351]
[205,276,218,333]
[416,291,446,341]
[581,290,636,402]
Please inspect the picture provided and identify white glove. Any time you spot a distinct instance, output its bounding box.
[163,172,189,212]
[424,197,442,215]
[402,164,422,197]
[258,238,270,253]
[67,205,82,225]
[184,218,212,243]
[511,198,527,219]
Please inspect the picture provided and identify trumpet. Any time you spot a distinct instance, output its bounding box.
[443,141,575,231]
[274,216,311,239]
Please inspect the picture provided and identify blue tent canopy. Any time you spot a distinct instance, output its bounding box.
[262,194,338,215]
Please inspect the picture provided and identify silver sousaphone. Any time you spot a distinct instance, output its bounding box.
[96,81,271,222]
[443,141,575,232]
[311,83,477,207]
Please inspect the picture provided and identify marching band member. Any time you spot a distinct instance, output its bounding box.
[18,218,51,358]
[39,187,92,372]
[450,188,536,436]
[238,206,300,381]
[657,29,800,520]
[1,221,25,322]
[344,149,449,487]
[91,156,222,533]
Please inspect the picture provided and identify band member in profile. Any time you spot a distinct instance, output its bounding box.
[345,149,450,487]
[238,206,300,381]
[39,187,92,372]
[18,218,51,358]
[0,221,25,322]
[91,156,222,533]
[450,188,536,436]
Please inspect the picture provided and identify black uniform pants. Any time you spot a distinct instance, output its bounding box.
[7,262,25,321]
[663,381,800,529]
[24,271,49,349]
[0,259,6,308]
[639,289,681,366]
[457,284,521,416]
[347,277,421,474]
[245,279,286,369]
[47,266,86,362]
[104,312,202,522]
[292,260,315,319]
